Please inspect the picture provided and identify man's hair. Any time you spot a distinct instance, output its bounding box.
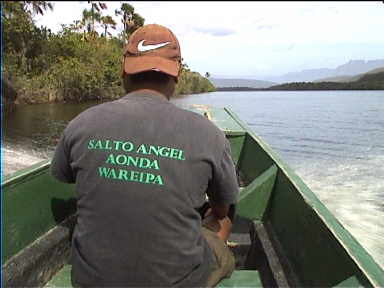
[123,71,176,93]
[130,71,174,84]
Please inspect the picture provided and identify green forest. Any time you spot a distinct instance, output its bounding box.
[266,71,384,91]
[217,71,384,92]
[2,1,216,105]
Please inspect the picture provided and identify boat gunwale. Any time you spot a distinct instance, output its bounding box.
[224,107,384,287]
[2,106,384,287]
[2,159,51,188]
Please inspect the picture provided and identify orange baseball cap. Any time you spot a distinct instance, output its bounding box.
[122,24,182,78]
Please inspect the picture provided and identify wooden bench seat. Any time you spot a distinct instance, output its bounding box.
[46,265,262,288]
[218,270,262,287]
[45,264,71,288]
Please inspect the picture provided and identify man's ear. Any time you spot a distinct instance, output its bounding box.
[175,63,182,83]
[121,57,126,78]
[123,75,132,93]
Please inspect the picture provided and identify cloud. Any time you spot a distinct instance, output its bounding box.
[255,25,275,31]
[192,26,236,37]
[252,17,265,25]
[328,7,339,15]
[271,43,296,52]
[299,7,316,16]
[287,43,295,51]
[33,1,384,77]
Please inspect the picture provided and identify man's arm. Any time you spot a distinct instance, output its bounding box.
[204,138,239,241]
[210,202,229,220]
[207,138,239,204]
[51,131,75,184]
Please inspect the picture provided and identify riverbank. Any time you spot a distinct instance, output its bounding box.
[2,2,215,106]
[3,68,216,105]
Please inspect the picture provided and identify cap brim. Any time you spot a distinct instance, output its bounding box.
[124,55,180,78]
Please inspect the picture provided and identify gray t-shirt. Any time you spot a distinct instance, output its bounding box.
[51,91,239,287]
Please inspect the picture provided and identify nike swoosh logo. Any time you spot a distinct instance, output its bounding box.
[137,40,170,52]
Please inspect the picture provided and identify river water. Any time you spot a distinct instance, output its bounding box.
[2,90,384,269]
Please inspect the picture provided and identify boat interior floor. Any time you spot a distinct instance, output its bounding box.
[45,217,287,288]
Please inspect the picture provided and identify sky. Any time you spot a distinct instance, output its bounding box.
[34,1,384,79]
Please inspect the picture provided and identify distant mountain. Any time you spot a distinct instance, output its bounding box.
[209,78,276,89]
[261,59,384,84]
[314,67,384,83]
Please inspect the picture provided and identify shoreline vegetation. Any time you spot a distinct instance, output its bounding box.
[216,71,384,92]
[2,2,215,106]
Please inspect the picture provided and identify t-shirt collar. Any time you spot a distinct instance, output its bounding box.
[121,90,170,103]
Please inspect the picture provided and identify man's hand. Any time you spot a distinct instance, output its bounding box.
[202,211,221,232]
[202,208,233,242]
[210,203,229,219]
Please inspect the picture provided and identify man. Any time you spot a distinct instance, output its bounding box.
[51,24,239,287]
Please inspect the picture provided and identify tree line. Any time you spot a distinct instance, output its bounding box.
[266,72,384,90]
[216,71,384,91]
[2,1,215,105]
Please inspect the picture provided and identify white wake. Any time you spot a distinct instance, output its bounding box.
[294,154,384,269]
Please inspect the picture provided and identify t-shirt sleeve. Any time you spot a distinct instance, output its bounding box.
[207,138,239,205]
[51,131,75,183]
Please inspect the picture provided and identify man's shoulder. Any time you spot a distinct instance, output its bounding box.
[72,99,122,121]
[172,105,226,141]
[64,100,120,135]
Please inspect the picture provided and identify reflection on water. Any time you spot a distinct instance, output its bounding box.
[3,100,106,150]
[2,90,384,268]
[3,100,108,173]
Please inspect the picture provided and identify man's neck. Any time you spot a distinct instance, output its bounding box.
[133,89,170,101]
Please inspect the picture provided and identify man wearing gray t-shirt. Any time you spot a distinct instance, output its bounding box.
[51,24,239,287]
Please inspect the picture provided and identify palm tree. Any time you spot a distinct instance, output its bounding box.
[87,1,107,32]
[22,1,53,16]
[82,8,100,34]
[131,13,144,32]
[181,58,190,72]
[115,3,144,43]
[82,9,93,33]
[100,15,116,38]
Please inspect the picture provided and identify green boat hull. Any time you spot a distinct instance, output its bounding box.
[2,106,384,287]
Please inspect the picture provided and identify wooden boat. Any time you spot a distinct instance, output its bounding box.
[2,105,384,287]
